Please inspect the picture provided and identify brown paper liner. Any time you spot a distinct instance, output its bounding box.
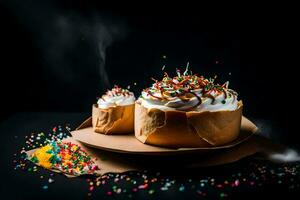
[26,134,289,177]
[92,104,134,134]
[135,101,243,148]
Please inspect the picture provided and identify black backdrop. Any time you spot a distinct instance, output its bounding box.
[1,2,300,199]
[0,1,297,143]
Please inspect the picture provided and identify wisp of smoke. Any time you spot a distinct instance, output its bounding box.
[253,119,300,163]
[4,0,127,90]
[269,149,300,163]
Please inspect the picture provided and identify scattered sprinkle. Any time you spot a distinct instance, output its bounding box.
[12,125,300,198]
[179,185,185,191]
[48,178,54,183]
[42,185,48,190]
[148,189,155,194]
[29,140,99,176]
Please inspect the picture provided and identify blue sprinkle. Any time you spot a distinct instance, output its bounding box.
[42,185,48,190]
[179,186,185,191]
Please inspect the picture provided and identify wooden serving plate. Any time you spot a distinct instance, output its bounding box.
[71,116,258,155]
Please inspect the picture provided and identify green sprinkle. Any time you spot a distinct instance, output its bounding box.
[148,190,155,194]
[179,186,185,191]
[30,156,38,163]
[220,192,226,198]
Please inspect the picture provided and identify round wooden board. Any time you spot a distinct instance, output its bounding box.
[71,116,258,155]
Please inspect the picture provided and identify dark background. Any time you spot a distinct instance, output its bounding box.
[0,1,297,142]
[0,1,299,199]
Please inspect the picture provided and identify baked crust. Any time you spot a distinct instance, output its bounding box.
[134,101,243,148]
[92,104,134,134]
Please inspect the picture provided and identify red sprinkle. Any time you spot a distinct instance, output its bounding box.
[138,183,149,189]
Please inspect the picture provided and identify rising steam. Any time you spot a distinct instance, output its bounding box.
[254,119,300,163]
[269,149,300,163]
[4,0,127,90]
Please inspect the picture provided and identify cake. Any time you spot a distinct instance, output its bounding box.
[135,67,242,148]
[92,85,135,134]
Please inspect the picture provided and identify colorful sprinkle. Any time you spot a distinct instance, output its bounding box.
[29,140,99,176]
[42,185,48,190]
[12,124,300,198]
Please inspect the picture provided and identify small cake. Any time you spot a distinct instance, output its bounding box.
[93,85,135,134]
[135,67,242,148]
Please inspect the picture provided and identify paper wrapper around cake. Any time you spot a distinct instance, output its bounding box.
[92,104,134,134]
[135,101,243,148]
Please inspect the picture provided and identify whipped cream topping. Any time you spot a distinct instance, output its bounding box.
[97,86,135,109]
[138,67,239,112]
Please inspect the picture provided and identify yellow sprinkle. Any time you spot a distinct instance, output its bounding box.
[63,154,72,160]
[71,145,78,152]
[31,145,53,169]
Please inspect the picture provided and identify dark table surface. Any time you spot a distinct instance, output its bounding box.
[1,113,299,200]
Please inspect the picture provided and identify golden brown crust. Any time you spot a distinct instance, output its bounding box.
[92,104,134,134]
[134,101,243,148]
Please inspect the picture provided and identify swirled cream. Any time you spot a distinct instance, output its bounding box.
[97,86,135,109]
[138,68,239,112]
